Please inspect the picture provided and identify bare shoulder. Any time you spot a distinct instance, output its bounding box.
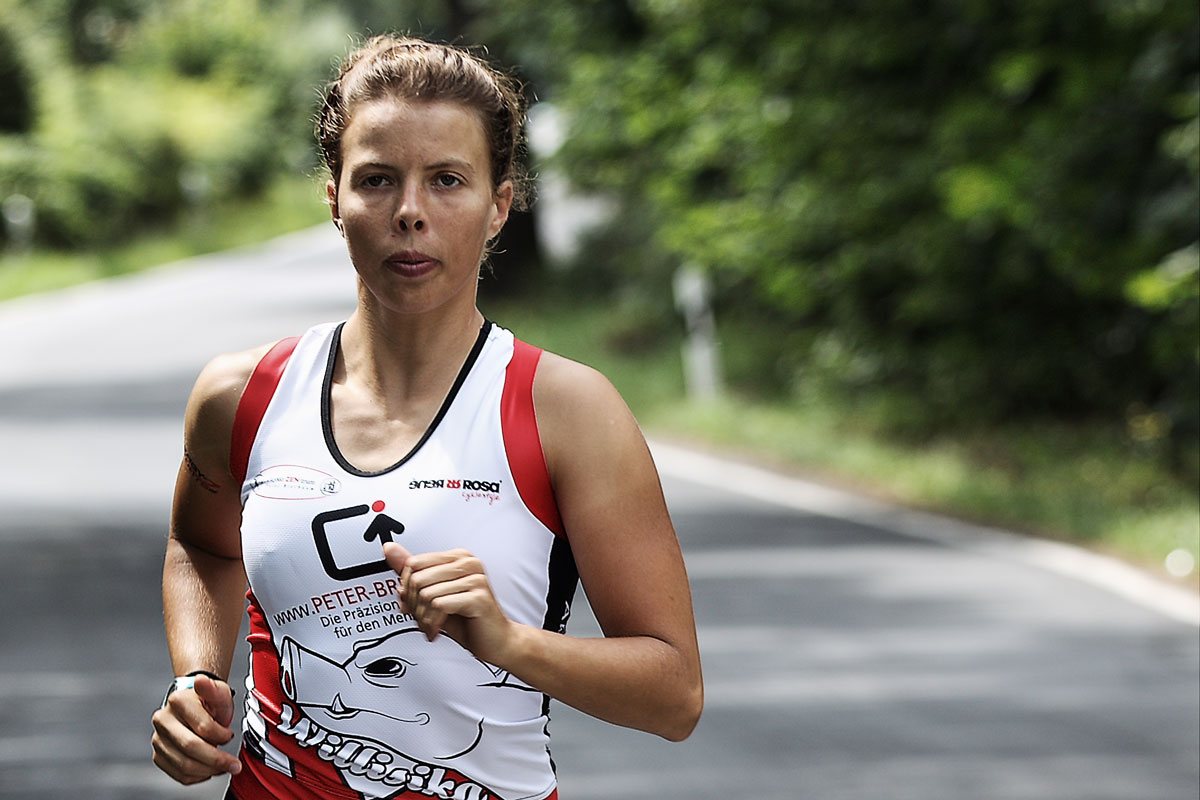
[183,342,278,464]
[531,350,651,485]
[170,341,280,555]
[532,350,627,417]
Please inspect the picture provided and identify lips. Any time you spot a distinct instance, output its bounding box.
[385,250,438,278]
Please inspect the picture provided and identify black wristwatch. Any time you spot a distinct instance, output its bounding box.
[161,670,234,708]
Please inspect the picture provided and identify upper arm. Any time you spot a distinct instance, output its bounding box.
[534,353,699,654]
[169,345,271,559]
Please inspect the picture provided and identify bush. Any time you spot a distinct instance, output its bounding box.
[0,0,347,249]
[479,0,1200,474]
[0,24,34,134]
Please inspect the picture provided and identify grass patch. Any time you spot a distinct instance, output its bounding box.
[0,172,329,302]
[483,288,1199,585]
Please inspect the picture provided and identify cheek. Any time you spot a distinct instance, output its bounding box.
[338,200,388,242]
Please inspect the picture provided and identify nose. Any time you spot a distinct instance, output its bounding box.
[280,637,350,705]
[395,182,425,233]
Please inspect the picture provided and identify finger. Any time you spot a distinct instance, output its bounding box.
[400,548,473,573]
[192,674,235,729]
[152,727,229,785]
[404,555,485,593]
[165,687,235,746]
[152,704,242,780]
[404,556,487,629]
[417,610,448,641]
[382,542,411,574]
[423,574,493,617]
[384,543,417,613]
[410,575,496,640]
[414,573,488,608]
[406,578,455,639]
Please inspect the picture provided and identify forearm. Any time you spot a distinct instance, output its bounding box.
[162,537,246,678]
[499,624,703,741]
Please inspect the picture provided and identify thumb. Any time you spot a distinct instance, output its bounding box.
[382,542,412,574]
[193,674,235,728]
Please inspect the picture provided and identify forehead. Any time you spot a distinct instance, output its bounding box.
[341,96,490,167]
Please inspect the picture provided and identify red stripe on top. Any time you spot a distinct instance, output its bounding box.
[231,590,355,800]
[501,339,564,538]
[229,336,300,486]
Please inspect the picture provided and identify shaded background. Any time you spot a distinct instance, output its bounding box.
[1,1,1196,473]
[0,1,1198,798]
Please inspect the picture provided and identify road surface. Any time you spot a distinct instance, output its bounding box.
[0,226,1196,799]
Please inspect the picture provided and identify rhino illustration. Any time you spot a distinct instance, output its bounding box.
[278,628,535,772]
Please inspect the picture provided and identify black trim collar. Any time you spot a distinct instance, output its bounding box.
[321,320,493,477]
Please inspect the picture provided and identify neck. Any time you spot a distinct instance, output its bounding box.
[339,299,486,409]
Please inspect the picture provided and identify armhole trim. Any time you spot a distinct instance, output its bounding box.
[501,339,565,538]
[230,336,300,486]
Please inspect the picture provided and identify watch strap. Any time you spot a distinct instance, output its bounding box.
[161,670,235,708]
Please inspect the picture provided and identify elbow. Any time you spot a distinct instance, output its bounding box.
[658,677,704,742]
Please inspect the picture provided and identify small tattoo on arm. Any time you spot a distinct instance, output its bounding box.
[184,450,221,494]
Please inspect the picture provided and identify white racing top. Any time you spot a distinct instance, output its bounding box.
[227,321,575,800]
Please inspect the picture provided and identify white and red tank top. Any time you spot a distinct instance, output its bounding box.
[227,320,576,800]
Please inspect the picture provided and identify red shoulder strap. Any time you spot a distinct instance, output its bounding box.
[229,336,300,486]
[501,339,565,537]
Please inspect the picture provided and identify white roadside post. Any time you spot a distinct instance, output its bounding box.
[673,263,723,401]
[2,193,35,256]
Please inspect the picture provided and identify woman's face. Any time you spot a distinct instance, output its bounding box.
[329,97,512,318]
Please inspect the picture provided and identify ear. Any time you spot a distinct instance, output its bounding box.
[327,179,342,233]
[487,180,514,241]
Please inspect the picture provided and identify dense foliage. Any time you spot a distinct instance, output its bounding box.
[2,0,1196,476]
[472,0,1199,473]
[0,0,347,248]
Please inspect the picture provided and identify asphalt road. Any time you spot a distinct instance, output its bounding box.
[0,227,1197,799]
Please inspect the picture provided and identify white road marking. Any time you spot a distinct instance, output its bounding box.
[650,439,1200,626]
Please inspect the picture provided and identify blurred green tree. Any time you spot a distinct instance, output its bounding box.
[0,0,347,247]
[0,23,34,134]
[475,0,1199,470]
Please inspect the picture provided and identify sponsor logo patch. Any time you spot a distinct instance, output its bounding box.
[408,477,503,506]
[311,500,404,581]
[251,465,342,499]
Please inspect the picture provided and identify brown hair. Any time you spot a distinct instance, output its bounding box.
[317,35,530,209]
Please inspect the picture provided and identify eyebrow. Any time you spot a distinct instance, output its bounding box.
[425,159,476,175]
[347,159,477,175]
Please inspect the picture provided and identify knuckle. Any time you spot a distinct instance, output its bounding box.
[151,713,174,738]
[166,690,193,712]
[179,734,213,760]
[193,718,217,740]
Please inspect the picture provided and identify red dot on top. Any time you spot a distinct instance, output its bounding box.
[372,500,386,513]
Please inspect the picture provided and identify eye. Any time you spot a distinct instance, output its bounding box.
[434,173,463,188]
[363,657,409,679]
[361,174,391,188]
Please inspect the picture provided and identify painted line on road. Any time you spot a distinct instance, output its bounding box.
[649,439,1200,626]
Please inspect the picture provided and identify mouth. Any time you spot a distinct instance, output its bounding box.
[323,693,360,720]
[385,250,438,278]
[307,695,430,726]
